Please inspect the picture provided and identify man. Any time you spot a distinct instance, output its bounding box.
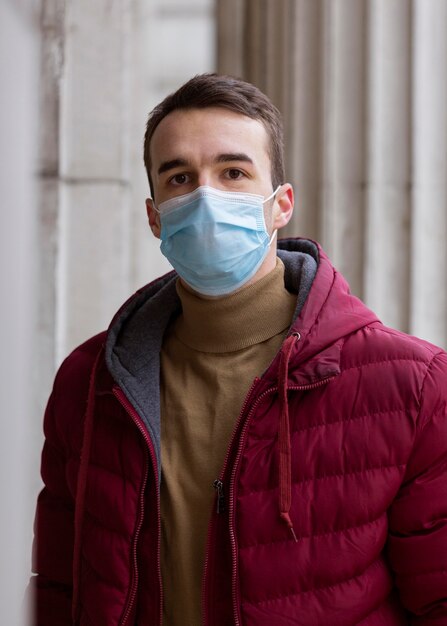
[31,73,447,625]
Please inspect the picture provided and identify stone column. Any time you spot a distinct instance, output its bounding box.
[1,2,41,622]
[56,0,133,361]
[364,0,412,332]
[37,0,66,394]
[320,0,367,298]
[411,0,447,346]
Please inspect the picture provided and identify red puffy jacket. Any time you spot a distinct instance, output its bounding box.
[30,239,447,625]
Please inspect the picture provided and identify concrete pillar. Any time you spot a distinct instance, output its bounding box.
[320,0,367,298]
[0,3,41,624]
[216,0,245,78]
[56,0,133,361]
[411,0,447,345]
[364,0,412,332]
[37,0,65,396]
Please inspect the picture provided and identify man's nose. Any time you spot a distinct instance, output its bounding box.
[197,171,212,188]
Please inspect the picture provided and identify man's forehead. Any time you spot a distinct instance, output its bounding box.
[149,107,270,167]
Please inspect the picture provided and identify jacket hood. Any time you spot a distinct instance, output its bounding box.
[104,238,379,475]
[267,239,380,388]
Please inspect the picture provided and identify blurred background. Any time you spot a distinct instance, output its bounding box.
[1,0,446,623]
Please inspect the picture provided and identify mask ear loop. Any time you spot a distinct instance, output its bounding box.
[263,185,282,204]
[263,185,282,245]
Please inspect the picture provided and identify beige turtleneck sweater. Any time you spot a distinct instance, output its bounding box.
[159,258,297,626]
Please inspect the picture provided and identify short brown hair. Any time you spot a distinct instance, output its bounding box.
[143,73,285,198]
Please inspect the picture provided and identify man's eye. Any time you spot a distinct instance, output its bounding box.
[170,173,190,186]
[226,169,244,180]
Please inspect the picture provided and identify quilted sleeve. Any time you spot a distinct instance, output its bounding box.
[28,381,75,626]
[387,351,447,625]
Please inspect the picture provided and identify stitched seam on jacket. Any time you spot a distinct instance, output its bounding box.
[399,567,447,579]
[414,353,443,433]
[85,458,137,484]
[82,552,125,592]
[400,405,446,489]
[243,556,384,606]
[239,512,387,550]
[292,407,407,435]
[84,508,127,538]
[242,463,406,497]
[354,598,395,626]
[339,357,429,373]
[249,408,409,441]
[79,604,96,626]
[366,325,444,355]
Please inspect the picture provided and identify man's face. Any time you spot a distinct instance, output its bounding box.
[145,106,294,294]
[147,107,279,233]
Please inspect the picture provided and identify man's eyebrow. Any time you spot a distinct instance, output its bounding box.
[157,158,190,176]
[215,153,254,165]
[157,153,254,176]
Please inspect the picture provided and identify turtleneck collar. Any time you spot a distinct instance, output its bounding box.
[172,258,297,353]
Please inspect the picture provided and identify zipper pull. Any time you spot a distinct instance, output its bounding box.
[213,479,225,514]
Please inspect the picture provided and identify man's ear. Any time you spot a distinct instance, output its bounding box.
[146,198,161,238]
[272,183,294,231]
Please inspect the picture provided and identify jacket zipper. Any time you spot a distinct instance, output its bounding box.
[228,387,276,626]
[228,376,337,626]
[201,376,261,626]
[213,480,225,514]
[113,387,163,626]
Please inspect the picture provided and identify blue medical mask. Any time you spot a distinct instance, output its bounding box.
[156,185,279,297]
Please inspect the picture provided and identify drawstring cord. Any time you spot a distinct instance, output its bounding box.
[278,332,300,542]
[72,347,103,623]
